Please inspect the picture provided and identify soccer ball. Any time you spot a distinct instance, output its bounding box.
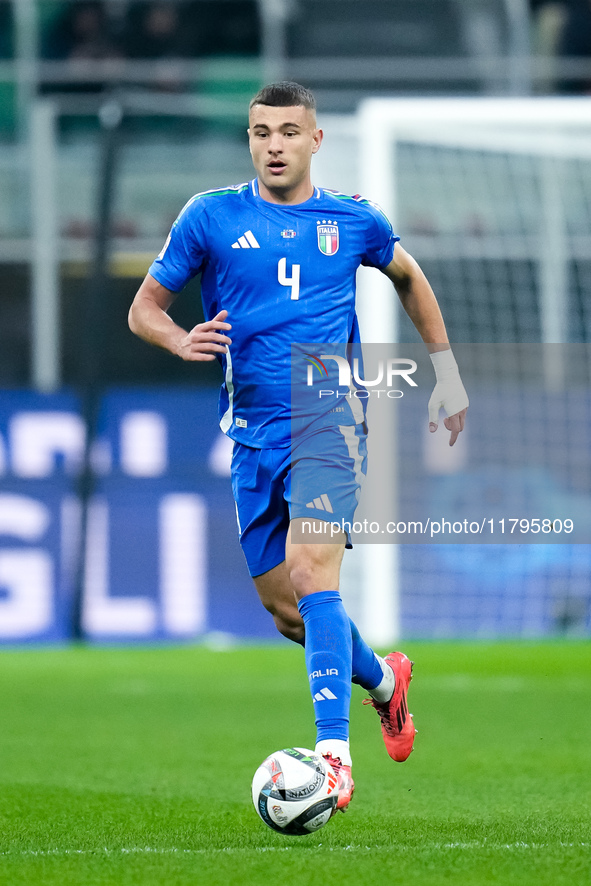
[251,747,339,835]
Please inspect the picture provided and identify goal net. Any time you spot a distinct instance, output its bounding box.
[341,98,591,643]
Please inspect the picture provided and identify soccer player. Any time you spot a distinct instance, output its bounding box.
[129,82,468,812]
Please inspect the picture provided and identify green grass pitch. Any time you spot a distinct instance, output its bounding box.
[0,641,589,885]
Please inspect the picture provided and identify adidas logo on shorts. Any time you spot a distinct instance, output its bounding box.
[305,494,333,513]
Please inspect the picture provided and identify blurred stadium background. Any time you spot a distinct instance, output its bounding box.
[0,0,590,648]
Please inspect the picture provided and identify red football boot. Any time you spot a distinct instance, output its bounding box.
[363,652,416,762]
[323,754,355,812]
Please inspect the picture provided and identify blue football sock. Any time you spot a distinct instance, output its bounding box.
[291,614,383,691]
[349,617,384,691]
[297,591,352,744]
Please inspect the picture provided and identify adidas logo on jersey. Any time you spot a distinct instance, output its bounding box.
[231,230,260,249]
[314,687,338,702]
[305,494,333,513]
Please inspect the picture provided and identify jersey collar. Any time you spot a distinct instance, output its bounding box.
[250,178,321,203]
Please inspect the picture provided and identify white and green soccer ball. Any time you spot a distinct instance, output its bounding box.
[251,747,338,836]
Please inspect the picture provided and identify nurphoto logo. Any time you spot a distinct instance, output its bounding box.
[304,354,418,399]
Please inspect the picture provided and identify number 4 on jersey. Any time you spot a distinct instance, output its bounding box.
[278,257,301,300]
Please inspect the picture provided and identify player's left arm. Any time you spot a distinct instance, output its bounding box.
[381,243,468,446]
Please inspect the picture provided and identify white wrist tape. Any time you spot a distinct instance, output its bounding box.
[428,348,469,420]
[429,348,459,379]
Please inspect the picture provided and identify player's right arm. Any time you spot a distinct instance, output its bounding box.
[128,273,231,362]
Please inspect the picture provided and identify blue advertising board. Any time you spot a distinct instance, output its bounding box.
[0,388,274,643]
[2,377,588,643]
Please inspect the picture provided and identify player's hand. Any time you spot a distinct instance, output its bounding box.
[177,310,232,362]
[428,349,469,446]
[429,406,467,447]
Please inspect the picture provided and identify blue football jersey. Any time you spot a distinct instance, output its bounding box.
[148,178,399,447]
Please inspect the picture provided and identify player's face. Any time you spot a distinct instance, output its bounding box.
[248,104,322,203]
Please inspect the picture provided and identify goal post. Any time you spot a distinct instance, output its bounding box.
[353,97,591,644]
[357,96,591,346]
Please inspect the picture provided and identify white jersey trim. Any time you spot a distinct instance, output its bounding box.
[175,183,249,224]
[219,348,235,434]
[338,424,365,496]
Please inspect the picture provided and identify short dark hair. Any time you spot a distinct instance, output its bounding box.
[249,81,316,112]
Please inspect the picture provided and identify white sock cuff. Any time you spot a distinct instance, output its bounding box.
[368,655,395,704]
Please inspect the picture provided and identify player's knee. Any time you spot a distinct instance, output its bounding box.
[288,554,331,599]
[287,561,314,598]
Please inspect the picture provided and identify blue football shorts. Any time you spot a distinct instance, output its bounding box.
[231,423,368,577]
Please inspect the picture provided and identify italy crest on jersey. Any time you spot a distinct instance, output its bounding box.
[317,221,339,255]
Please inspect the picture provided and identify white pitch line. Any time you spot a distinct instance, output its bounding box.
[0,842,587,857]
